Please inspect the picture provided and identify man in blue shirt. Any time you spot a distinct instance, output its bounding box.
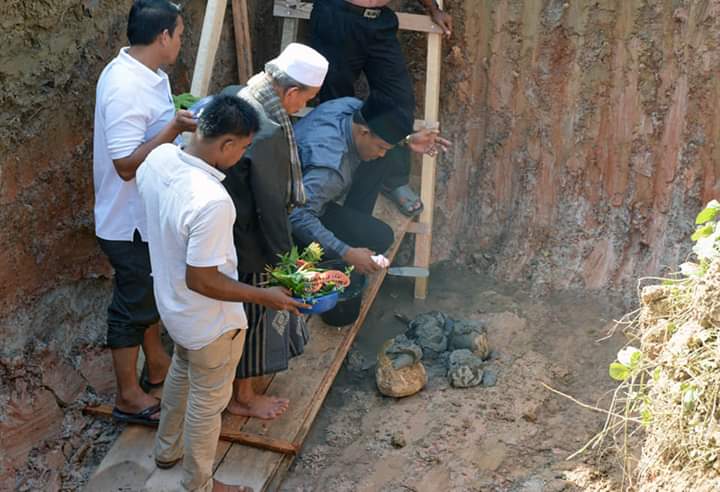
[309,0,452,218]
[290,92,449,274]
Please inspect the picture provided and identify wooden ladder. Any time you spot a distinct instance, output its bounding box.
[273,0,444,299]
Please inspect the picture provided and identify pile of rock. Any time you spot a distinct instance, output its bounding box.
[376,311,496,397]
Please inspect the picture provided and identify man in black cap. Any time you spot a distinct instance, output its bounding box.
[290,92,450,274]
[309,0,452,218]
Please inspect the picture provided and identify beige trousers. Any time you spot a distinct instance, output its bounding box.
[154,329,246,492]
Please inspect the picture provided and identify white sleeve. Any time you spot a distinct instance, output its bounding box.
[186,200,235,268]
[103,86,150,160]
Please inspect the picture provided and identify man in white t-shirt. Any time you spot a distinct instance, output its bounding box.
[137,95,305,492]
[93,0,197,426]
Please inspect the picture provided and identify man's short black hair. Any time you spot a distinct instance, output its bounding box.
[197,95,260,140]
[127,0,182,46]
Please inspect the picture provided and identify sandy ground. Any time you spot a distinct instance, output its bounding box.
[280,264,627,491]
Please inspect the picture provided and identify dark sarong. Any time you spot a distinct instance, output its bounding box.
[236,272,309,378]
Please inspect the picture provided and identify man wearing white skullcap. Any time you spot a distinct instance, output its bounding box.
[213,43,329,420]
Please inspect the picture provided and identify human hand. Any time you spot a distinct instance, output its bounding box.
[430,7,452,38]
[261,286,308,316]
[343,247,383,274]
[172,109,198,134]
[408,128,452,157]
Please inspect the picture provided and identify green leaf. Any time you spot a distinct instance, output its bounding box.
[692,223,715,241]
[629,350,642,369]
[609,362,630,381]
[172,92,200,110]
[683,386,699,412]
[652,367,661,383]
[696,206,719,225]
[641,408,653,426]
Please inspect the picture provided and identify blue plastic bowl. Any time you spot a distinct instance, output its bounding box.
[293,291,339,314]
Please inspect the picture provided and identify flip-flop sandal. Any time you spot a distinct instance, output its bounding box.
[382,185,424,218]
[139,365,165,393]
[112,402,161,427]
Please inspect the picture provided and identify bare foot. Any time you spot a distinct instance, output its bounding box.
[226,393,289,420]
[212,479,253,492]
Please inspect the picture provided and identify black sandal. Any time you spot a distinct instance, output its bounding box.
[382,185,425,218]
[139,365,165,393]
[112,402,161,427]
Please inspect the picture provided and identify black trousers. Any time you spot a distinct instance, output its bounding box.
[319,158,395,257]
[310,0,414,189]
[97,230,160,349]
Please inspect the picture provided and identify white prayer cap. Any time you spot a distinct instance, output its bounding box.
[271,43,329,87]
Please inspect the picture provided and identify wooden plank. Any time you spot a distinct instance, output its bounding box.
[272,0,444,34]
[141,378,273,492]
[214,197,412,491]
[414,27,443,299]
[231,0,254,84]
[214,324,346,491]
[85,426,157,491]
[86,378,274,491]
[82,405,296,454]
[190,0,227,97]
[221,430,298,455]
[407,221,431,235]
[280,17,299,50]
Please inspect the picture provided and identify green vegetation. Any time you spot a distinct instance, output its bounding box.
[266,242,352,299]
[581,201,720,490]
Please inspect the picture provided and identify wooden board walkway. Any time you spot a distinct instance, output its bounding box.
[85,197,412,492]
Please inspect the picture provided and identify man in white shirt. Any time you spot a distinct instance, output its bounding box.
[93,0,196,426]
[138,95,305,492]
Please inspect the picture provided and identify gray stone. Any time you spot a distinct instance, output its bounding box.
[448,319,490,359]
[376,338,427,398]
[482,368,498,387]
[346,349,366,372]
[408,311,451,333]
[384,334,423,369]
[407,312,449,355]
[448,349,484,388]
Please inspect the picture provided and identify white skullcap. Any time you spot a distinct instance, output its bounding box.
[271,43,329,87]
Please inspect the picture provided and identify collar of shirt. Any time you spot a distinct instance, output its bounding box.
[343,114,362,164]
[117,47,168,87]
[177,147,226,182]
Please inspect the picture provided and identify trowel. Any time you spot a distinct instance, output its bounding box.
[386,267,430,278]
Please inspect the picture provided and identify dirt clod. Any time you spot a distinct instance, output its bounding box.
[390,431,407,449]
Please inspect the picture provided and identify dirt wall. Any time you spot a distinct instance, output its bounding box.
[0,1,278,488]
[0,0,278,351]
[426,0,719,295]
